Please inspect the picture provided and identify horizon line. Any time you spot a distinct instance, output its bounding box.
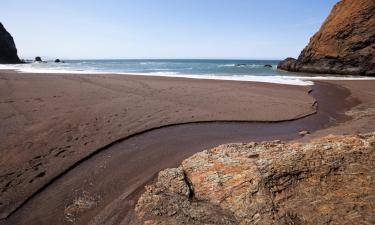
[19,57,285,61]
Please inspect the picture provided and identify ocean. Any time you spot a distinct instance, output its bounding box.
[0,59,372,86]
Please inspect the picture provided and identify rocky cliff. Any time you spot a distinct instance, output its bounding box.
[278,0,375,76]
[134,133,375,225]
[0,23,21,64]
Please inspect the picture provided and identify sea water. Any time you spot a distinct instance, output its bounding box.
[1,59,373,86]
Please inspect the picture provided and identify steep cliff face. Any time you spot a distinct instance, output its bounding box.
[0,23,21,64]
[134,133,375,225]
[278,0,375,76]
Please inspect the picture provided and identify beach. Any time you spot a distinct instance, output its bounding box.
[0,70,315,218]
[0,0,374,223]
[0,70,374,224]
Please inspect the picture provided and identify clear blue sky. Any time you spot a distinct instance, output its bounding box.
[1,0,339,59]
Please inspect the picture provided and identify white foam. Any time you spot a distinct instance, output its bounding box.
[137,71,180,76]
[288,76,375,81]
[122,72,313,86]
[219,64,236,67]
[0,64,103,74]
[1,63,375,86]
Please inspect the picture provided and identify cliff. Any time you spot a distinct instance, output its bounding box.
[278,0,375,76]
[0,23,21,64]
[135,133,375,224]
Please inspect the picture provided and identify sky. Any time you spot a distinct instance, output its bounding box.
[1,0,339,60]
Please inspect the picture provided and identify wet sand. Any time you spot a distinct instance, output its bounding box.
[1,71,374,225]
[2,81,359,225]
[0,70,316,219]
[300,80,375,141]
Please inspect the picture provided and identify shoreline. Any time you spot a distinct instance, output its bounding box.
[2,66,375,86]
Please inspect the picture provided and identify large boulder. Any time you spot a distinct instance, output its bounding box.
[278,57,297,71]
[134,133,375,224]
[278,0,375,76]
[0,23,21,64]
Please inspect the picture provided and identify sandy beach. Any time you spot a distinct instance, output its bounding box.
[0,0,374,223]
[0,70,316,219]
[0,70,374,225]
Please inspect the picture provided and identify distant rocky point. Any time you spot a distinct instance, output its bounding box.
[278,0,375,76]
[0,22,21,64]
[134,133,375,225]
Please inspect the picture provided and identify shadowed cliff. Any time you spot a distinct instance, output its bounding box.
[0,22,21,64]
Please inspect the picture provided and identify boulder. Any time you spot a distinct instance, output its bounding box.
[264,64,273,68]
[278,0,375,76]
[35,56,42,62]
[54,59,61,63]
[0,23,21,64]
[135,133,375,225]
[277,57,297,71]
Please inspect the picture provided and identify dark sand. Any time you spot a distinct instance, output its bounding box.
[0,71,374,225]
[300,80,375,141]
[0,70,316,219]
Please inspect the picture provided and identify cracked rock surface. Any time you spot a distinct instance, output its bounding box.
[134,133,375,225]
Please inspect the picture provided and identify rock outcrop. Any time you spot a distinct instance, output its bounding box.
[135,133,375,225]
[278,0,375,76]
[0,23,21,64]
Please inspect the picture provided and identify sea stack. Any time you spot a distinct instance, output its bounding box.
[278,0,375,76]
[0,22,21,64]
